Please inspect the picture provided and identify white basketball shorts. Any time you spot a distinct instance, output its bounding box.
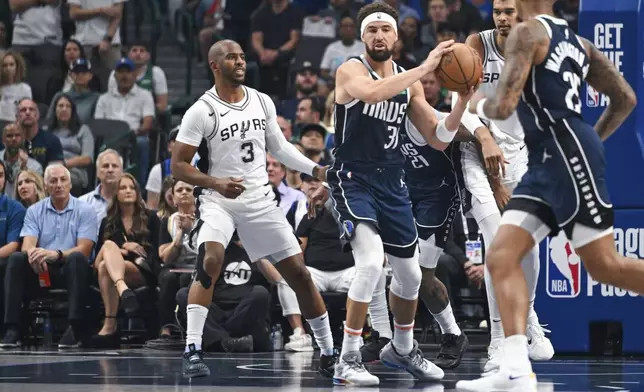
[195,184,301,263]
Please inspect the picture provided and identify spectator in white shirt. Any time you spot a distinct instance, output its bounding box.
[94,57,154,187]
[8,0,62,68]
[319,14,364,86]
[0,51,32,122]
[68,0,126,70]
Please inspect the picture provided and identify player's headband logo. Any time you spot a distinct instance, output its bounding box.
[360,12,398,38]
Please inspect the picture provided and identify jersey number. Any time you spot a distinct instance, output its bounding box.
[241,142,254,163]
[401,143,430,169]
[384,126,400,149]
[563,71,582,114]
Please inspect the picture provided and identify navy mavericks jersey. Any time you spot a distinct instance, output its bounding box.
[333,55,410,168]
[400,116,460,202]
[517,15,590,146]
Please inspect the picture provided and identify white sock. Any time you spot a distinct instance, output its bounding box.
[522,244,541,328]
[503,335,532,374]
[306,312,335,356]
[341,326,363,356]
[392,320,414,356]
[430,302,461,336]
[368,271,393,339]
[185,304,208,352]
[527,300,540,327]
[293,327,305,336]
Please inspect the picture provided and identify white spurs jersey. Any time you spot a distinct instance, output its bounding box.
[479,29,524,145]
[176,85,277,199]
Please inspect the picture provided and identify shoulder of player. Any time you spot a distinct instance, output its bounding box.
[465,32,484,58]
[575,35,596,58]
[515,19,550,46]
[190,97,218,117]
[336,59,369,79]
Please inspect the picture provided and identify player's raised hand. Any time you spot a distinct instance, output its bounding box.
[422,40,455,74]
[307,186,329,218]
[215,177,246,199]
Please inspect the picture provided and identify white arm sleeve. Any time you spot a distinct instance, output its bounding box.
[451,91,485,134]
[262,94,318,176]
[175,100,211,147]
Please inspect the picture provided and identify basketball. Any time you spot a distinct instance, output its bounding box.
[436,43,483,94]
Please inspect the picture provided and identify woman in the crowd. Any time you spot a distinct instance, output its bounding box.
[14,170,45,208]
[49,94,95,193]
[157,178,196,338]
[60,39,84,92]
[92,173,161,348]
[0,50,31,121]
[156,176,177,220]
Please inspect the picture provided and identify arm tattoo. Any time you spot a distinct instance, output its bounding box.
[580,37,637,140]
[482,22,544,120]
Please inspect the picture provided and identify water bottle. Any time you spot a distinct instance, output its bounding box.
[42,316,53,348]
[271,325,283,351]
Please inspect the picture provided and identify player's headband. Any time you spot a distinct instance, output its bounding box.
[360,12,398,38]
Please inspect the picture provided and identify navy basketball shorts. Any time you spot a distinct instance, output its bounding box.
[508,116,614,244]
[327,164,418,258]
[410,179,461,249]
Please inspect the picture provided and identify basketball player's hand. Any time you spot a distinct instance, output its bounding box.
[455,85,478,107]
[422,40,455,73]
[468,91,486,114]
[313,165,328,182]
[307,186,329,218]
[481,138,507,178]
[492,183,511,211]
[214,177,245,199]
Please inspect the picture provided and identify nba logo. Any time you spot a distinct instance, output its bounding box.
[586,84,600,108]
[546,231,582,298]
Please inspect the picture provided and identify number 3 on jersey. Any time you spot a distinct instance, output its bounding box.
[241,142,254,163]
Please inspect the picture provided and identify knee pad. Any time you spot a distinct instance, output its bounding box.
[194,243,213,289]
[388,247,422,301]
[418,235,443,270]
[348,223,385,303]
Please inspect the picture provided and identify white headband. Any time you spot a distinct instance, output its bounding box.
[360,12,398,37]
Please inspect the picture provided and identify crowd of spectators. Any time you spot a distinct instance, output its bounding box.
[0,0,579,351]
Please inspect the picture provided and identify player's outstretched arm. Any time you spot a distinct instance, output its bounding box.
[470,20,548,120]
[579,37,637,141]
[335,40,454,105]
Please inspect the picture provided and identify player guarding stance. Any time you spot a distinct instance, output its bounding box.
[315,2,474,386]
[172,40,336,379]
[456,0,553,374]
[457,0,641,391]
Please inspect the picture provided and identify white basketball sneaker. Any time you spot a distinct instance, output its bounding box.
[333,351,379,386]
[456,367,537,392]
[527,323,555,361]
[482,340,503,376]
[284,328,314,352]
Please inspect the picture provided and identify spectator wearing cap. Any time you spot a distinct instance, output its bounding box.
[79,149,123,229]
[319,14,364,86]
[250,0,304,99]
[299,123,332,166]
[47,58,101,124]
[107,42,169,113]
[0,51,32,122]
[68,0,125,71]
[0,123,43,200]
[14,99,65,169]
[94,57,155,187]
[145,127,178,210]
[8,0,62,69]
[277,61,322,123]
[49,94,95,192]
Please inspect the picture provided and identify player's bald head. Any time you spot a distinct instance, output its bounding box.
[208,40,242,64]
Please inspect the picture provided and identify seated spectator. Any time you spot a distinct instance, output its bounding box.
[58,39,85,93]
[14,99,65,169]
[419,0,450,51]
[49,94,95,192]
[0,51,32,122]
[267,153,305,214]
[157,179,196,338]
[13,169,46,208]
[446,0,484,36]
[379,0,421,22]
[92,173,161,348]
[318,0,358,24]
[156,176,178,220]
[176,239,272,353]
[0,123,43,198]
[319,15,364,87]
[322,91,336,151]
[8,0,62,69]
[0,160,26,324]
[47,58,101,124]
[422,72,451,112]
[392,36,419,70]
[68,0,125,71]
[94,58,155,186]
[298,123,331,166]
[80,149,124,225]
[277,116,292,141]
[250,0,304,99]
[1,165,97,348]
[198,0,226,74]
[436,22,459,44]
[278,62,322,123]
[293,96,324,138]
[146,128,178,209]
[108,42,169,113]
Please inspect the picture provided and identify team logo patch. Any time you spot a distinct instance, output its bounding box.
[546,231,582,298]
[586,83,600,108]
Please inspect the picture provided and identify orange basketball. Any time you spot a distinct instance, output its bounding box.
[436,43,483,94]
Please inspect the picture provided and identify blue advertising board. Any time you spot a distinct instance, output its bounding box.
[535,210,644,353]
